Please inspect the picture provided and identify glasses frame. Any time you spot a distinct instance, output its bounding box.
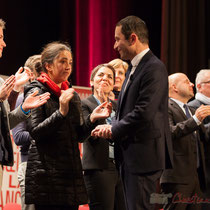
[201,80,210,84]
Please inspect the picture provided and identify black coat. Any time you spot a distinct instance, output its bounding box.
[24,80,88,206]
[81,95,117,170]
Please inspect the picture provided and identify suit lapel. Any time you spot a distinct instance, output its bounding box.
[117,67,131,111]
[87,95,100,111]
[169,99,188,120]
[125,51,153,92]
[117,50,154,116]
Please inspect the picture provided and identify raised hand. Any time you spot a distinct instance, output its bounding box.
[108,91,115,101]
[97,86,109,102]
[195,105,210,122]
[0,75,16,101]
[14,67,32,92]
[22,90,50,112]
[90,101,112,123]
[59,88,75,116]
[91,124,112,139]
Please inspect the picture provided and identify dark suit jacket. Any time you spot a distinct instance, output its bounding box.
[188,98,210,152]
[188,99,210,126]
[0,101,29,166]
[81,95,117,170]
[161,99,206,189]
[111,50,173,174]
[188,98,210,184]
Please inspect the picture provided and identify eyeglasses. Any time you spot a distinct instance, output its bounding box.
[201,80,210,84]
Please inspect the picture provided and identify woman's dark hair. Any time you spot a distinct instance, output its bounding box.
[90,64,115,92]
[41,41,72,73]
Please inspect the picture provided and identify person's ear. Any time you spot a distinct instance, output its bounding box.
[197,84,201,91]
[90,80,93,87]
[45,63,53,73]
[129,33,137,45]
[172,84,178,93]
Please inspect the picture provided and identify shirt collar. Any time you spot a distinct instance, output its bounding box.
[170,98,185,108]
[131,48,150,67]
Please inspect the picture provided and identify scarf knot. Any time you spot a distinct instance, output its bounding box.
[195,92,210,105]
[37,72,69,97]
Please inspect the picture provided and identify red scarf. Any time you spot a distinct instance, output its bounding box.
[37,72,69,97]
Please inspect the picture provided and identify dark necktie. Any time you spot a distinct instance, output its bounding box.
[183,104,200,168]
[121,64,133,94]
[118,64,132,105]
[183,104,191,119]
[117,64,133,120]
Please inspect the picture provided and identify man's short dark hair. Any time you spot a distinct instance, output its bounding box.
[116,16,149,44]
[0,19,6,29]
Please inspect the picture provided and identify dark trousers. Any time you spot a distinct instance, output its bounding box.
[202,159,210,210]
[161,173,202,210]
[84,160,126,210]
[120,163,162,210]
[35,204,78,210]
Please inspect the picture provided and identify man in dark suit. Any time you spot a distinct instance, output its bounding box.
[161,73,210,210]
[188,69,210,210]
[92,16,173,210]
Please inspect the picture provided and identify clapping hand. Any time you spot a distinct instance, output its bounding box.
[97,86,109,102]
[108,91,115,101]
[91,124,112,139]
[0,75,16,101]
[90,101,112,123]
[59,88,75,116]
[14,67,32,92]
[22,90,50,112]
[195,105,210,122]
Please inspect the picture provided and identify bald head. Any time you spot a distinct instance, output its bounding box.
[168,73,194,103]
[168,73,184,88]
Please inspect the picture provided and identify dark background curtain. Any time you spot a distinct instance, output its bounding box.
[0,0,209,86]
[161,0,210,83]
[0,0,161,87]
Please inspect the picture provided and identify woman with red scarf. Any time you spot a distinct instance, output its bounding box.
[24,42,111,210]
